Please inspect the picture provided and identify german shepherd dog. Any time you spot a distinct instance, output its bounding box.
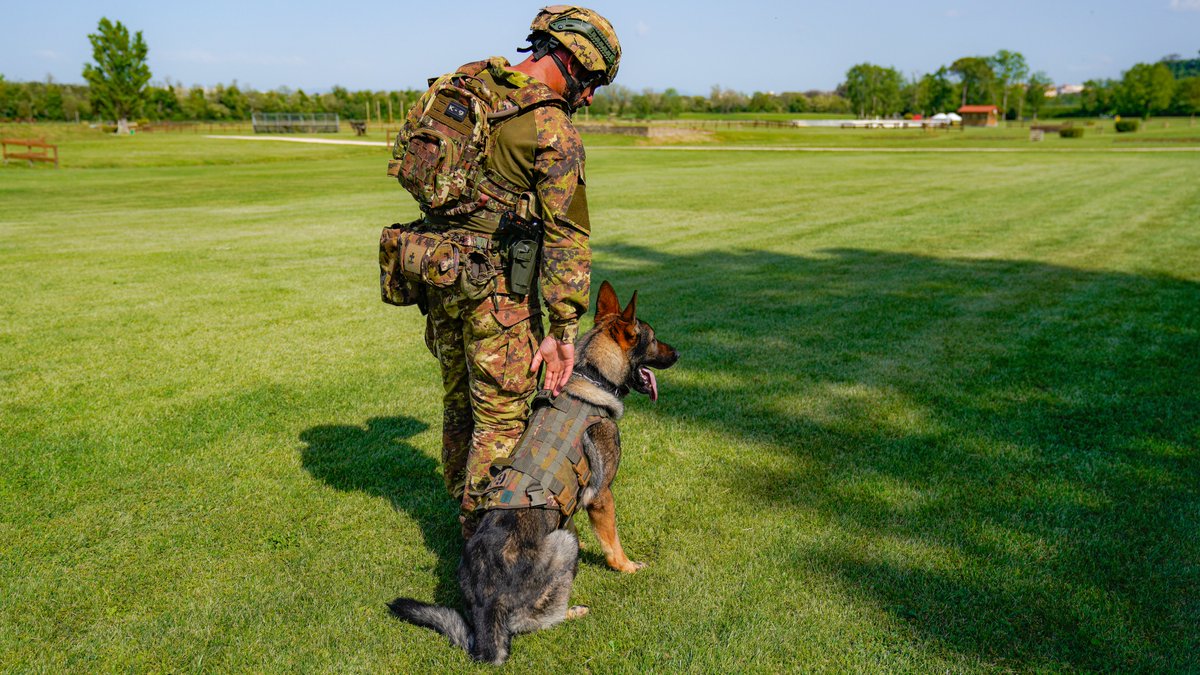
[388,280,678,664]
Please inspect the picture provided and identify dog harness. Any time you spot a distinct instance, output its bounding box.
[479,391,609,525]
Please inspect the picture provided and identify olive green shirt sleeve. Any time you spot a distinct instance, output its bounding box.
[533,106,590,344]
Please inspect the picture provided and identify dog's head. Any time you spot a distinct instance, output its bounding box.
[583,280,679,401]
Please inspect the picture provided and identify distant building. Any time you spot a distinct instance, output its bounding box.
[1044,84,1084,99]
[957,105,999,127]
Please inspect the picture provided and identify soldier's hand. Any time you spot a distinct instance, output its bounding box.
[530,336,575,397]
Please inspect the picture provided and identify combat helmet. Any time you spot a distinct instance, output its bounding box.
[521,5,621,108]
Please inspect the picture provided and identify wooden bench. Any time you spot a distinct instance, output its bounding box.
[2,137,59,168]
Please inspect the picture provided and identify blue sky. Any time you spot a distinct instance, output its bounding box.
[4,1,1198,94]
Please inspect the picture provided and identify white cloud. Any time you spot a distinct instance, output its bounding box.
[1169,0,1200,10]
[35,49,64,61]
[636,20,650,36]
[945,8,965,18]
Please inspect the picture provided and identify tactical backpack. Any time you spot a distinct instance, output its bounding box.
[388,60,568,218]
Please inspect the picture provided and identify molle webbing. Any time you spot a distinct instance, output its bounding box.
[480,393,604,519]
[415,61,567,227]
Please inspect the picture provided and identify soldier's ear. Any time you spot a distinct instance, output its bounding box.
[596,280,620,320]
[620,290,637,324]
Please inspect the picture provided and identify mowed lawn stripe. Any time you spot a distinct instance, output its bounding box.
[2,137,1197,671]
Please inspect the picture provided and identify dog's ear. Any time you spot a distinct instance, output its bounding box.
[596,280,620,320]
[620,290,638,324]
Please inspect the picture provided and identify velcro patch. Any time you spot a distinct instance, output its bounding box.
[445,101,468,122]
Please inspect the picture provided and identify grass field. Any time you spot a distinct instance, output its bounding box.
[2,122,1198,672]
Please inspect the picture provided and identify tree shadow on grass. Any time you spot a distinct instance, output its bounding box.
[298,416,463,606]
[600,243,1199,671]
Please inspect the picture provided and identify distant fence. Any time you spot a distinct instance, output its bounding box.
[575,123,718,139]
[662,119,796,130]
[794,119,951,129]
[251,113,340,134]
[608,119,953,131]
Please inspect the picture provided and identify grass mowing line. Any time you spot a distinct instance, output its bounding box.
[589,144,1200,153]
[198,135,1200,154]
[205,135,390,148]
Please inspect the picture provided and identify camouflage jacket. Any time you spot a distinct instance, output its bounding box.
[413,56,591,343]
[479,391,608,521]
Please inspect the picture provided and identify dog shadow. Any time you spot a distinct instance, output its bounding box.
[298,415,463,606]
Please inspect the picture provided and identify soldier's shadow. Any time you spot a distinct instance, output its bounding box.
[298,415,463,606]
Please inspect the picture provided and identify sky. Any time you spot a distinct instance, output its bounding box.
[3,1,1198,94]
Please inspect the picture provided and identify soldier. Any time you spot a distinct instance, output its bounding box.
[394,6,621,535]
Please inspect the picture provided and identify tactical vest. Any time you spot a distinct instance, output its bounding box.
[479,392,608,524]
[389,59,570,230]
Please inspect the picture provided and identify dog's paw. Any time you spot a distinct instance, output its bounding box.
[566,605,590,620]
[613,560,647,574]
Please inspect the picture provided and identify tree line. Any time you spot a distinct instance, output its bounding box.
[1,18,1196,124]
[586,85,851,117]
[0,72,426,125]
[840,50,1200,120]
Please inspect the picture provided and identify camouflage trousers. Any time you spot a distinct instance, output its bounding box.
[424,279,543,515]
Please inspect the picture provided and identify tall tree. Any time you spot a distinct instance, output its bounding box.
[1118,63,1175,118]
[661,88,684,118]
[1079,79,1117,116]
[1159,52,1200,79]
[950,56,995,107]
[989,49,1029,121]
[42,77,65,120]
[1174,77,1200,116]
[82,18,151,133]
[1024,71,1052,119]
[218,82,249,119]
[919,67,957,116]
[842,63,903,118]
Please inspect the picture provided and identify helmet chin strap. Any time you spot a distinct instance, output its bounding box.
[520,34,589,112]
[546,49,588,112]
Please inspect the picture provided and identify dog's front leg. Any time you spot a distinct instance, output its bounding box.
[585,486,645,573]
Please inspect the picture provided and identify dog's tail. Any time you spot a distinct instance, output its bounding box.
[469,600,511,665]
[387,597,473,653]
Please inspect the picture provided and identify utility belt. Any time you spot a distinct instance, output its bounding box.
[379,212,540,310]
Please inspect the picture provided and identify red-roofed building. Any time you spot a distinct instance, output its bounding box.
[958,105,999,127]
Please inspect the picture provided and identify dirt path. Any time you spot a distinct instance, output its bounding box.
[206,135,1200,153]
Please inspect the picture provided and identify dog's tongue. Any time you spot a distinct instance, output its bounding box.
[640,367,658,402]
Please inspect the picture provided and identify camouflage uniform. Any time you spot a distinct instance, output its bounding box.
[419,58,592,514]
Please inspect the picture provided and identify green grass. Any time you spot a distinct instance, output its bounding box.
[2,124,1198,672]
[686,117,1200,149]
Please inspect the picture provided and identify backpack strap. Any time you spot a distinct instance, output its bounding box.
[455,60,490,78]
[507,83,570,116]
[474,83,572,219]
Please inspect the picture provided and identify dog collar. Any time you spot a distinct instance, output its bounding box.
[572,366,626,398]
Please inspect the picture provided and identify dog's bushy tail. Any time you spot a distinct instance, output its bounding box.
[387,597,473,652]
